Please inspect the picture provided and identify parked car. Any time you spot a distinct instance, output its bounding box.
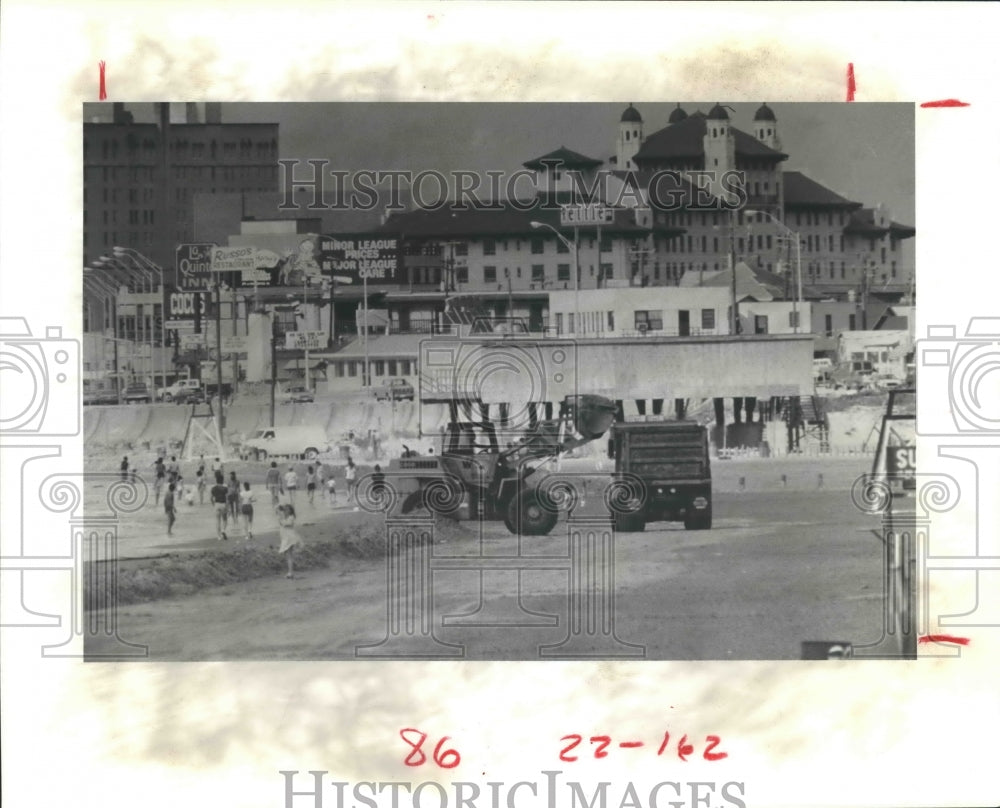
[157,378,202,402]
[373,378,415,401]
[172,386,205,405]
[279,386,315,404]
[122,384,152,404]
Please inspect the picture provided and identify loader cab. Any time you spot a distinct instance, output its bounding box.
[443,422,499,456]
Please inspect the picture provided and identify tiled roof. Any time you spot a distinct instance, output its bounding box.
[523,146,604,170]
[634,112,788,165]
[783,171,862,209]
[680,260,824,301]
[889,221,916,238]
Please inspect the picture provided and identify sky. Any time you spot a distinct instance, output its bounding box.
[109,102,915,225]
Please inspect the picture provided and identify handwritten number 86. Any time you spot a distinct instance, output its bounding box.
[400,728,461,769]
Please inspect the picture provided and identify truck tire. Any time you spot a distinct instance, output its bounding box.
[505,492,558,536]
[684,507,712,531]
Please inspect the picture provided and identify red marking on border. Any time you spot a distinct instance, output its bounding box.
[919,634,971,645]
[920,99,970,108]
[99,61,107,100]
[846,63,856,102]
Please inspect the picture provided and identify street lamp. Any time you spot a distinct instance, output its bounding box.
[84,268,123,403]
[112,247,169,388]
[744,209,802,333]
[530,221,579,335]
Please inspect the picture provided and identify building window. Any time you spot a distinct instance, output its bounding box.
[766,235,772,250]
[374,360,385,376]
[891,261,897,278]
[701,309,716,330]
[388,360,398,376]
[530,238,545,255]
[754,315,769,334]
[455,242,468,257]
[607,311,615,331]
[531,264,545,282]
[484,266,496,284]
[557,264,570,282]
[567,313,575,334]
[841,262,846,279]
[601,263,613,280]
[555,238,569,254]
[789,311,800,329]
[634,310,663,332]
[483,239,496,256]
[848,314,856,330]
[455,266,468,284]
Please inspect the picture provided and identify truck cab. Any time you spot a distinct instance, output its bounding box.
[609,420,712,531]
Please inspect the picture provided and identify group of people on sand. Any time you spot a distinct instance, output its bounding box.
[134,452,366,580]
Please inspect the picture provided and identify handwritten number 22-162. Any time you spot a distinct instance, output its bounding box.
[399,728,461,769]
[559,732,727,762]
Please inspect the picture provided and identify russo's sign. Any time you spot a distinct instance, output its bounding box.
[318,236,401,284]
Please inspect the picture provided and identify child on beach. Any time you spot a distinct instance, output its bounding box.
[283,465,299,506]
[164,482,177,536]
[276,503,303,578]
[239,481,256,541]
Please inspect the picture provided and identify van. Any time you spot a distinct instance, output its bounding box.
[241,426,332,461]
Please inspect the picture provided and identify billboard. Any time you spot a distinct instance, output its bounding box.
[317,235,401,285]
[175,243,217,291]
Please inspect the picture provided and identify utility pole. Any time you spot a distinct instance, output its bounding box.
[214,282,225,429]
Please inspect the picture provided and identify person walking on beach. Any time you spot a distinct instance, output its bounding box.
[152,457,165,505]
[345,457,357,504]
[211,457,223,477]
[210,472,229,541]
[276,503,303,579]
[120,456,129,482]
[239,482,256,541]
[167,456,180,484]
[196,464,207,505]
[265,461,282,506]
[283,465,299,506]
[305,465,317,506]
[226,471,240,520]
[164,482,177,536]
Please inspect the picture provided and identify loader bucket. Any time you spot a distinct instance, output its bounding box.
[566,394,617,439]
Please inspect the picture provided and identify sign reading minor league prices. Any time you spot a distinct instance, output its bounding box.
[285,330,326,350]
[559,203,614,226]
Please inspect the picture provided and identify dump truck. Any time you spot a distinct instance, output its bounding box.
[608,420,712,532]
[389,394,617,535]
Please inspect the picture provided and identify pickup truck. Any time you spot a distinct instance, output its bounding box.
[373,378,415,401]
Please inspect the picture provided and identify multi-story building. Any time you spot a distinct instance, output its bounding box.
[83,102,281,392]
[84,102,280,274]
